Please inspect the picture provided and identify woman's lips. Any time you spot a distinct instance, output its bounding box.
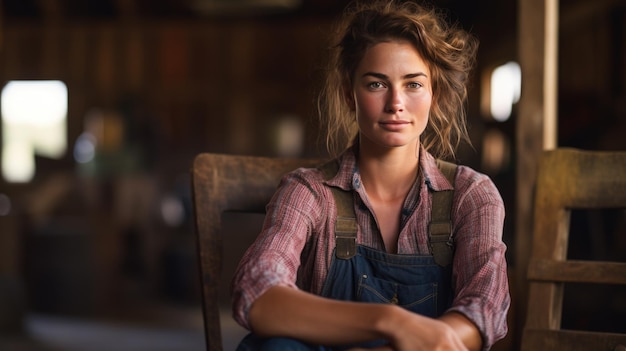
[379,120,410,131]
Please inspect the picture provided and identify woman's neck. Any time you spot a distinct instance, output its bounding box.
[357,142,420,202]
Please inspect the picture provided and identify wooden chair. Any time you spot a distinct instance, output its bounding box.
[521,148,626,351]
[191,153,322,351]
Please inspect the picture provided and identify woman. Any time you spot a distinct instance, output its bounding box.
[231,1,510,350]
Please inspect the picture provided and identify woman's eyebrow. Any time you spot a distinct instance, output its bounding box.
[362,72,428,79]
[404,72,428,79]
[362,72,388,79]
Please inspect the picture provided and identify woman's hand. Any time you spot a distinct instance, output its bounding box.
[382,306,469,351]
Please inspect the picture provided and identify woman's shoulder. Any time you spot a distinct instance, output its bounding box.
[455,164,491,184]
[454,164,503,204]
[282,149,356,190]
[274,164,332,201]
[279,166,323,190]
[282,163,329,184]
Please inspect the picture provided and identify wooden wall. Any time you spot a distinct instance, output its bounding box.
[0,13,337,318]
[1,17,334,160]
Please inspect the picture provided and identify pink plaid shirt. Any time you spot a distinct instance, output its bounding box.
[231,146,510,349]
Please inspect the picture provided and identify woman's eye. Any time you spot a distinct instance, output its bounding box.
[407,82,422,89]
[368,82,384,89]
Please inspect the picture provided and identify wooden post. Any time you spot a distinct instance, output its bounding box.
[515,0,559,347]
[543,0,558,150]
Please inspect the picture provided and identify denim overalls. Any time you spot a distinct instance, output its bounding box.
[236,161,456,351]
[236,247,452,351]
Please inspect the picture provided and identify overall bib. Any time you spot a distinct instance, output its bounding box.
[235,246,452,351]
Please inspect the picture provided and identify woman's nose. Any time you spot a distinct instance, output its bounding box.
[385,89,404,113]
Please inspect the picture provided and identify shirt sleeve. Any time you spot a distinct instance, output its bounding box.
[446,167,510,350]
[230,169,323,330]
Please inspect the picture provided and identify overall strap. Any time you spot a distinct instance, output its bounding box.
[319,160,358,259]
[320,159,457,264]
[430,159,458,267]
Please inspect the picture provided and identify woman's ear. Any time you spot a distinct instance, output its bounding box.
[346,95,355,111]
[344,85,356,111]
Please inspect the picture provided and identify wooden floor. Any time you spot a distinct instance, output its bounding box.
[0,306,247,351]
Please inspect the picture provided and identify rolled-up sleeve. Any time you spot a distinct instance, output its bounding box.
[230,170,323,330]
[447,168,510,350]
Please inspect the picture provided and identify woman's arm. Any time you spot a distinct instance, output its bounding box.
[439,312,482,351]
[446,168,510,349]
[248,285,468,351]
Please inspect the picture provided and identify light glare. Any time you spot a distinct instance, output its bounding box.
[2,80,68,126]
[490,62,521,122]
[1,80,68,183]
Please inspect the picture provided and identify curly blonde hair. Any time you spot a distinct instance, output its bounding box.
[317,0,478,159]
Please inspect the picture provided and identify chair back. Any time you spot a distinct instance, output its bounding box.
[521,148,626,351]
[191,153,322,351]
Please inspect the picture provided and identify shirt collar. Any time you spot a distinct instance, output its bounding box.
[420,147,455,192]
[324,146,358,191]
[324,144,454,192]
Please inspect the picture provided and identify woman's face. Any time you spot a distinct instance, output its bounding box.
[350,40,432,152]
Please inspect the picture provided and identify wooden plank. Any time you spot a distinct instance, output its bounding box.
[525,282,563,330]
[528,259,626,285]
[523,328,626,351]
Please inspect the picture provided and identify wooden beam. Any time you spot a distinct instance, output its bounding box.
[515,0,559,347]
[544,0,558,150]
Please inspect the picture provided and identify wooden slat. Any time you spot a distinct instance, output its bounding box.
[528,259,626,285]
[523,328,626,351]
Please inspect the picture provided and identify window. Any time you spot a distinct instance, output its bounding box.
[1,80,68,182]
[481,61,521,122]
[490,62,521,122]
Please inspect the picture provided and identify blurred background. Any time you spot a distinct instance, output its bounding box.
[0,0,624,350]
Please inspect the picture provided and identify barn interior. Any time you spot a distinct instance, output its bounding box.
[0,0,624,350]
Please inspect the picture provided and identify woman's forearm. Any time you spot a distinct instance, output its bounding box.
[439,312,482,351]
[247,285,469,350]
[248,285,391,345]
